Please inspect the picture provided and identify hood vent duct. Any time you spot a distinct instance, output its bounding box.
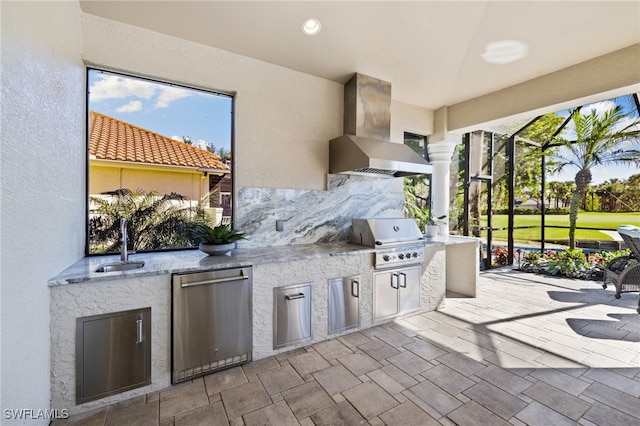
[329,73,432,177]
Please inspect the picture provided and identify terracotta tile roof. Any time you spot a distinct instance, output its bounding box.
[89,111,229,171]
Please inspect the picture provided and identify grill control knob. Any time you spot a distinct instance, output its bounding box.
[398,253,404,259]
[383,255,390,261]
[413,252,418,258]
[406,252,412,258]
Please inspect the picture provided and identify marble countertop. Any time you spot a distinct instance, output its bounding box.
[48,242,376,286]
[49,236,475,286]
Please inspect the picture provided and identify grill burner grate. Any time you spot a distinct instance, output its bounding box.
[349,218,425,269]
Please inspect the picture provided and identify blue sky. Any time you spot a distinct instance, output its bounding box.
[551,95,640,184]
[88,69,232,153]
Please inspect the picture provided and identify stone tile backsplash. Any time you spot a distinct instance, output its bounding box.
[236,174,404,247]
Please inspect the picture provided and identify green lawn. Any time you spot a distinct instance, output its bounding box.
[481,212,640,244]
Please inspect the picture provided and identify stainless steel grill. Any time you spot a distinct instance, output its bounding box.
[350,218,425,269]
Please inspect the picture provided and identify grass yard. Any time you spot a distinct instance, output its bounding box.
[481,212,640,244]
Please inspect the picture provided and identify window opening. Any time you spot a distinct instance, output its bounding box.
[86,68,234,255]
[403,132,432,231]
[459,93,640,269]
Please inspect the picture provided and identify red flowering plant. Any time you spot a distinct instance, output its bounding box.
[491,247,511,266]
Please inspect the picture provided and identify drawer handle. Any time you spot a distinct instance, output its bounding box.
[285,293,305,301]
[351,280,359,298]
[136,319,143,344]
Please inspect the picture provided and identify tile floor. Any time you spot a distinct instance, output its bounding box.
[57,268,640,425]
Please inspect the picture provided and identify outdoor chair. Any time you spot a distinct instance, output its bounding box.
[603,225,640,314]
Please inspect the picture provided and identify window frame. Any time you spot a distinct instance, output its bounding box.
[84,67,236,256]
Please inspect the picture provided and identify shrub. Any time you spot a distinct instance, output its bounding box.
[89,188,206,253]
[544,249,591,277]
[492,247,511,266]
[492,207,569,215]
[519,248,631,280]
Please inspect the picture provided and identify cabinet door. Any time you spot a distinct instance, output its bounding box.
[373,270,399,320]
[399,265,421,314]
[328,276,360,334]
[77,308,151,404]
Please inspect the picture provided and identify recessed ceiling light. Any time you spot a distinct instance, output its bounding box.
[482,40,528,64]
[302,18,321,36]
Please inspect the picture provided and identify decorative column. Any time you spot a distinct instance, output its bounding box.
[427,134,460,235]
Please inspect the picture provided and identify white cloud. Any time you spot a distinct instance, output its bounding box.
[194,139,211,150]
[90,75,156,101]
[561,100,639,139]
[90,74,194,110]
[581,100,616,117]
[154,86,192,109]
[116,100,143,113]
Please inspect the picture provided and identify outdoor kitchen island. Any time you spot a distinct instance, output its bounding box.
[48,237,472,415]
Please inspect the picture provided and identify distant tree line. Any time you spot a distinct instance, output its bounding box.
[181,135,231,161]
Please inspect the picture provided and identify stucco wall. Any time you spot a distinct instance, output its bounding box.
[391,100,434,141]
[0,1,85,423]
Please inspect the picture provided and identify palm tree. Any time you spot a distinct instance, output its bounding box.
[89,188,207,253]
[548,181,562,208]
[554,104,640,248]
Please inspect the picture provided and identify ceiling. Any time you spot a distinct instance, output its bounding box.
[79,1,640,110]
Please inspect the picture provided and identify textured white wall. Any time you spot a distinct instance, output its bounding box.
[0,1,85,423]
[50,275,171,415]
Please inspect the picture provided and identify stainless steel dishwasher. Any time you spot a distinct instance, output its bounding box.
[172,267,252,384]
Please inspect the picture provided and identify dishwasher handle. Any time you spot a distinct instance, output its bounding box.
[181,270,249,288]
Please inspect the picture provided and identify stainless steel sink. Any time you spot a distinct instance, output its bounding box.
[95,261,145,273]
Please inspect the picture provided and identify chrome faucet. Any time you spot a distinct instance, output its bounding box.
[120,218,129,261]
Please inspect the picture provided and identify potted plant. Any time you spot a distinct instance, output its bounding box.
[193,223,245,256]
[424,214,446,238]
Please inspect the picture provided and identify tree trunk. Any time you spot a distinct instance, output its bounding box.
[568,169,591,249]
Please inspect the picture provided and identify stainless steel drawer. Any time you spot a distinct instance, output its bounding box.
[273,283,312,349]
[328,276,360,334]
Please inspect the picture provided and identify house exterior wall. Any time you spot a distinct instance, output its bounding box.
[90,163,210,203]
[0,1,85,423]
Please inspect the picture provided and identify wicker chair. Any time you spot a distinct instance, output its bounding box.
[603,225,640,313]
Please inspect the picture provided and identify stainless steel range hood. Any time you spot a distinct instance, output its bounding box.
[330,135,433,177]
[329,73,432,178]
